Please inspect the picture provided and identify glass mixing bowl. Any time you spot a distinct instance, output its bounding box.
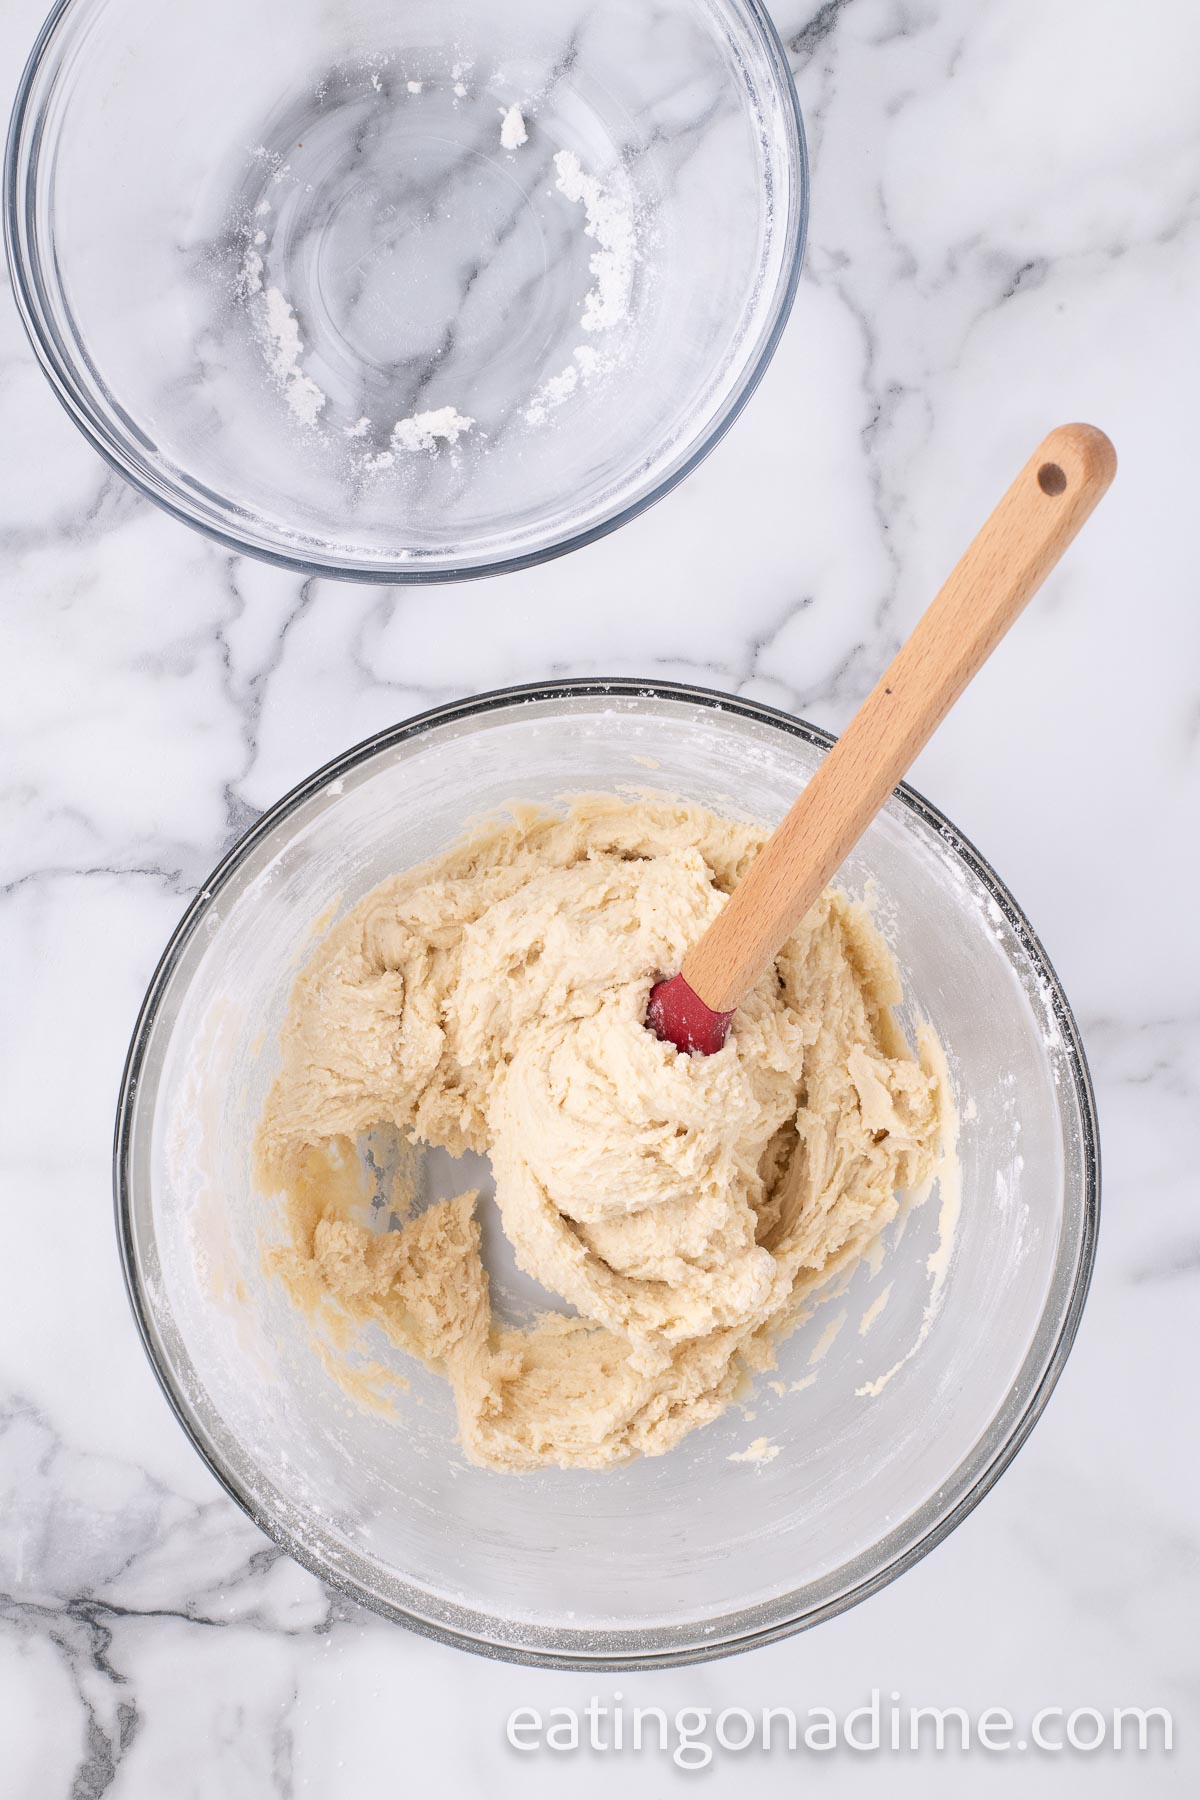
[115,682,1098,1668]
[6,0,806,580]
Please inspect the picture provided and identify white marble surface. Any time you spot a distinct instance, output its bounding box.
[2,0,1198,1792]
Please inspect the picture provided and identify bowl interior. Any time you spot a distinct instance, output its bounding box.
[11,0,804,577]
[120,689,1094,1665]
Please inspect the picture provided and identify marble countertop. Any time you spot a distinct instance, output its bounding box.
[2,0,1197,1793]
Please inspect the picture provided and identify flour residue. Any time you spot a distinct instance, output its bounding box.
[259,287,326,428]
[230,73,643,460]
[858,1282,893,1337]
[523,159,636,426]
[391,407,475,453]
[552,149,638,334]
[500,105,528,149]
[728,1436,780,1466]
[525,345,611,427]
[856,1031,963,1399]
[357,408,476,471]
[807,1308,848,1367]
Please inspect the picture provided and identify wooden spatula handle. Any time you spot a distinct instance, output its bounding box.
[681,423,1117,1015]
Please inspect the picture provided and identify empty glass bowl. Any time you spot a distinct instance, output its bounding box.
[6,0,806,579]
[115,683,1098,1668]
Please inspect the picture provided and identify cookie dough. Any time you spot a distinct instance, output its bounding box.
[255,797,946,1471]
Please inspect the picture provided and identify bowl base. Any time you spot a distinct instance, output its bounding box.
[223,54,641,454]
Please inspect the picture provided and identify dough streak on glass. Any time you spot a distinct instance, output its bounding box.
[255,797,948,1471]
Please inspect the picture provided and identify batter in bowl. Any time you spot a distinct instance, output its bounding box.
[255,796,948,1471]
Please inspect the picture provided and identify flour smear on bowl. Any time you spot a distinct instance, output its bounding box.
[230,75,641,474]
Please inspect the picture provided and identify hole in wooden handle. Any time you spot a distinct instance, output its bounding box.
[1037,462,1068,496]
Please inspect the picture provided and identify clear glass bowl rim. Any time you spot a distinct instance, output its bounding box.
[4,0,809,584]
[113,678,1100,1669]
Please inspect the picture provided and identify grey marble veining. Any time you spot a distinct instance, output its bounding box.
[2,0,1199,1793]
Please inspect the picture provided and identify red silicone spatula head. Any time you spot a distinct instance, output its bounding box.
[646,972,735,1056]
